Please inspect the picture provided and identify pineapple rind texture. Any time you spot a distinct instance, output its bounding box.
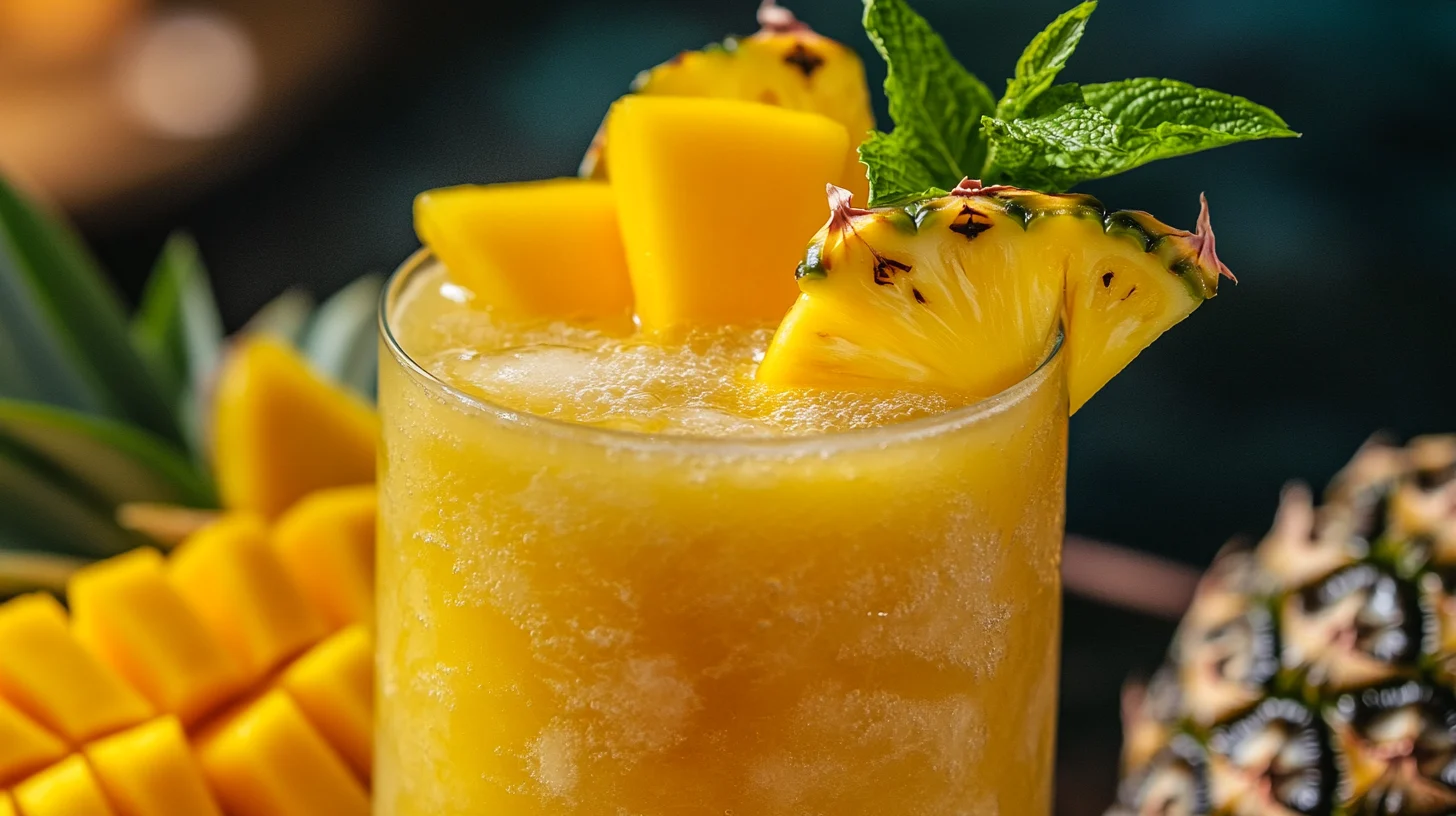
[1113,435,1456,816]
[0,489,376,814]
[756,186,1229,412]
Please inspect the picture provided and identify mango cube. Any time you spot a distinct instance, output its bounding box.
[0,594,151,744]
[68,549,243,727]
[414,179,634,320]
[278,624,373,782]
[271,486,376,630]
[12,755,116,816]
[0,793,14,816]
[213,338,377,519]
[0,695,66,787]
[195,690,369,816]
[604,96,849,329]
[86,717,222,816]
[168,516,325,681]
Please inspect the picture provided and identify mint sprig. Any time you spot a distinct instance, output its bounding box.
[859,0,995,204]
[859,0,1298,204]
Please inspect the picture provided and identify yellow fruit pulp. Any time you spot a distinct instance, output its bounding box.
[212,338,377,519]
[377,257,1069,815]
[0,489,377,814]
[757,188,1228,412]
[584,20,875,203]
[605,96,849,330]
[413,180,634,321]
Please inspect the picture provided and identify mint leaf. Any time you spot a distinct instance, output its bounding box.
[860,0,996,206]
[1023,82,1084,118]
[983,80,1298,190]
[995,1,1097,121]
[858,131,938,206]
[1080,78,1296,137]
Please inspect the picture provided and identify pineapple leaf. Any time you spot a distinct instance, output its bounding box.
[242,288,316,344]
[0,547,86,597]
[0,437,144,558]
[995,1,1097,121]
[861,0,996,206]
[301,274,384,399]
[982,82,1298,191]
[0,176,183,443]
[132,233,225,407]
[0,399,216,509]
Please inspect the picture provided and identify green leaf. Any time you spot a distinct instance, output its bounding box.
[983,82,1298,191]
[995,1,1097,121]
[0,400,215,508]
[0,437,142,558]
[1080,77,1297,136]
[301,274,384,399]
[242,288,315,345]
[861,0,996,206]
[132,233,225,404]
[0,176,182,442]
[1022,82,1085,118]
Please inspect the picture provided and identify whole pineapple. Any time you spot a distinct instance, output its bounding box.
[1112,435,1456,815]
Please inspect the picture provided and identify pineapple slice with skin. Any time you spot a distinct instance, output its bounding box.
[212,338,377,520]
[582,0,874,203]
[757,180,1232,412]
[605,95,850,330]
[413,180,634,322]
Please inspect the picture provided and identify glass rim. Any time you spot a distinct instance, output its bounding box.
[379,249,1066,454]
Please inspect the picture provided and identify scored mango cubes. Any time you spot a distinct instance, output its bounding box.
[0,594,151,745]
[168,515,326,682]
[271,486,376,631]
[605,96,849,330]
[68,549,244,727]
[86,717,221,816]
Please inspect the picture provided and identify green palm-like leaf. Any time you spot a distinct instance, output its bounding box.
[302,274,384,398]
[0,400,215,509]
[0,176,182,442]
[0,438,144,558]
[0,546,86,596]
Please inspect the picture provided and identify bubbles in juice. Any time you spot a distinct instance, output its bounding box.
[395,264,976,436]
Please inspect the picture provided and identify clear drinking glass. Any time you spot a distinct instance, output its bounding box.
[376,252,1068,816]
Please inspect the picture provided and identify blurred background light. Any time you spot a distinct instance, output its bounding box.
[116,10,258,139]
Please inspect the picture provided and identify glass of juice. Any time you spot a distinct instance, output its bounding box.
[376,250,1068,815]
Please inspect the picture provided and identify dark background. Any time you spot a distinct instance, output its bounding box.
[13,0,1455,810]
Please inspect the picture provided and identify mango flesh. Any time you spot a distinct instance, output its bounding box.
[168,515,325,682]
[195,691,369,816]
[586,29,875,204]
[68,548,244,727]
[86,718,222,816]
[271,486,376,631]
[605,96,850,329]
[0,499,378,812]
[414,179,634,322]
[212,338,377,520]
